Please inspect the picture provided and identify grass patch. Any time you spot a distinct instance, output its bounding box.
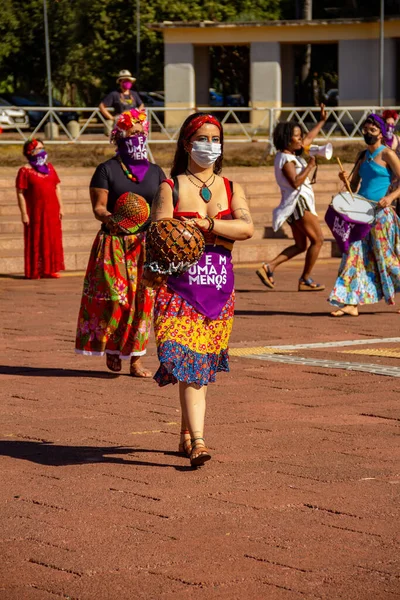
[0,141,365,169]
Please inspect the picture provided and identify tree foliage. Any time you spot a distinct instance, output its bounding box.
[0,0,397,103]
[0,0,280,103]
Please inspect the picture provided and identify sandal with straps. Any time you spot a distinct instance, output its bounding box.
[106,353,122,372]
[255,263,275,289]
[178,430,192,457]
[190,437,211,467]
[298,277,325,292]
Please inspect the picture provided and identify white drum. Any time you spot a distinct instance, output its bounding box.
[331,191,376,224]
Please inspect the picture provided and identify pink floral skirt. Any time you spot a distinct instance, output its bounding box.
[75,231,154,359]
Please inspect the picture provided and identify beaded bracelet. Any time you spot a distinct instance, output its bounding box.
[205,215,215,232]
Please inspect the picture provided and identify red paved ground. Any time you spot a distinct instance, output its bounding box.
[0,260,399,600]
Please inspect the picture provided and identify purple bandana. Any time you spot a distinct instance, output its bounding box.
[28,150,49,174]
[167,246,234,319]
[117,135,149,182]
[366,113,390,146]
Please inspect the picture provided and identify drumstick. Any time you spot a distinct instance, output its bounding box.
[336,157,354,199]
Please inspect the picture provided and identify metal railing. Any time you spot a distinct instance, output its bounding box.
[1,105,399,151]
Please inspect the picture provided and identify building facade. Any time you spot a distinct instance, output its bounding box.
[149,18,400,126]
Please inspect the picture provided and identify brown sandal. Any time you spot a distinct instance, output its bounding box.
[178,430,192,457]
[298,277,325,292]
[256,263,275,289]
[190,437,211,467]
[130,359,152,378]
[106,353,122,372]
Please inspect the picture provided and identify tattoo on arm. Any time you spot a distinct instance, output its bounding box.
[153,188,164,211]
[233,207,252,224]
[217,203,222,210]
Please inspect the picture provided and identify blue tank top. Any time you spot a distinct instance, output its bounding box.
[358,145,391,202]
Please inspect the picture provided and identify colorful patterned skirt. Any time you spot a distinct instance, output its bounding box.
[153,285,235,387]
[75,231,154,358]
[329,207,400,307]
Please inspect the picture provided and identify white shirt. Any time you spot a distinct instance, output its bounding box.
[272,152,317,231]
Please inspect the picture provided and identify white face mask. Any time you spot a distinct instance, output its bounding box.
[190,141,221,168]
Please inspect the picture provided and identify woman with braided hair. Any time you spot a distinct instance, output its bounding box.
[151,113,254,467]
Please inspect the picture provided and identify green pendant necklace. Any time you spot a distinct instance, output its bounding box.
[186,169,215,203]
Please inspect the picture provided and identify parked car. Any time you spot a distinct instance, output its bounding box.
[324,88,339,107]
[0,96,30,130]
[2,94,79,129]
[140,92,164,108]
[209,89,224,107]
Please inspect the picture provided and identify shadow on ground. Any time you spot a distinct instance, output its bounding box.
[0,441,192,470]
[0,366,119,379]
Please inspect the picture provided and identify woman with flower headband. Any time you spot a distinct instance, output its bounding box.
[75,108,166,376]
[16,138,64,279]
[329,113,400,317]
[151,112,254,467]
[382,110,400,158]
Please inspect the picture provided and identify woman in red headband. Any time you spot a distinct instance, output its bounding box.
[382,110,400,156]
[150,112,254,468]
[16,138,64,279]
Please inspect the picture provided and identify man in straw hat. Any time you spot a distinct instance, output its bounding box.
[99,69,144,131]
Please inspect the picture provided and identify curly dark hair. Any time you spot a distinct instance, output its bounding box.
[170,112,224,178]
[273,121,304,152]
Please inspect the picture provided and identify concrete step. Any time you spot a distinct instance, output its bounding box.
[0,215,100,234]
[247,196,335,211]
[249,205,331,223]
[0,247,91,274]
[0,187,91,203]
[253,221,333,240]
[0,217,333,241]
[0,171,93,187]
[0,181,341,202]
[0,201,93,216]
[0,232,94,252]
[241,182,340,196]
[232,237,340,263]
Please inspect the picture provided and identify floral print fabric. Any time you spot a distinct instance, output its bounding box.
[153,285,235,386]
[329,207,400,306]
[75,231,154,358]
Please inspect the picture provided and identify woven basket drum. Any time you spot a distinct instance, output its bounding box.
[109,192,150,234]
[145,218,205,275]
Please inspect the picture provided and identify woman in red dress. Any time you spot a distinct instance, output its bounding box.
[16,139,65,279]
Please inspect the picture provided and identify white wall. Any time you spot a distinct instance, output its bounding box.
[339,38,397,105]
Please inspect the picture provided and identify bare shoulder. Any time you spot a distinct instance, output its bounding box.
[382,146,397,160]
[158,180,173,194]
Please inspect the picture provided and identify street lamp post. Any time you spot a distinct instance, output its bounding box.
[379,0,384,106]
[43,0,53,138]
[136,0,141,78]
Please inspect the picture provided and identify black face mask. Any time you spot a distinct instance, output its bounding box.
[363,133,379,145]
